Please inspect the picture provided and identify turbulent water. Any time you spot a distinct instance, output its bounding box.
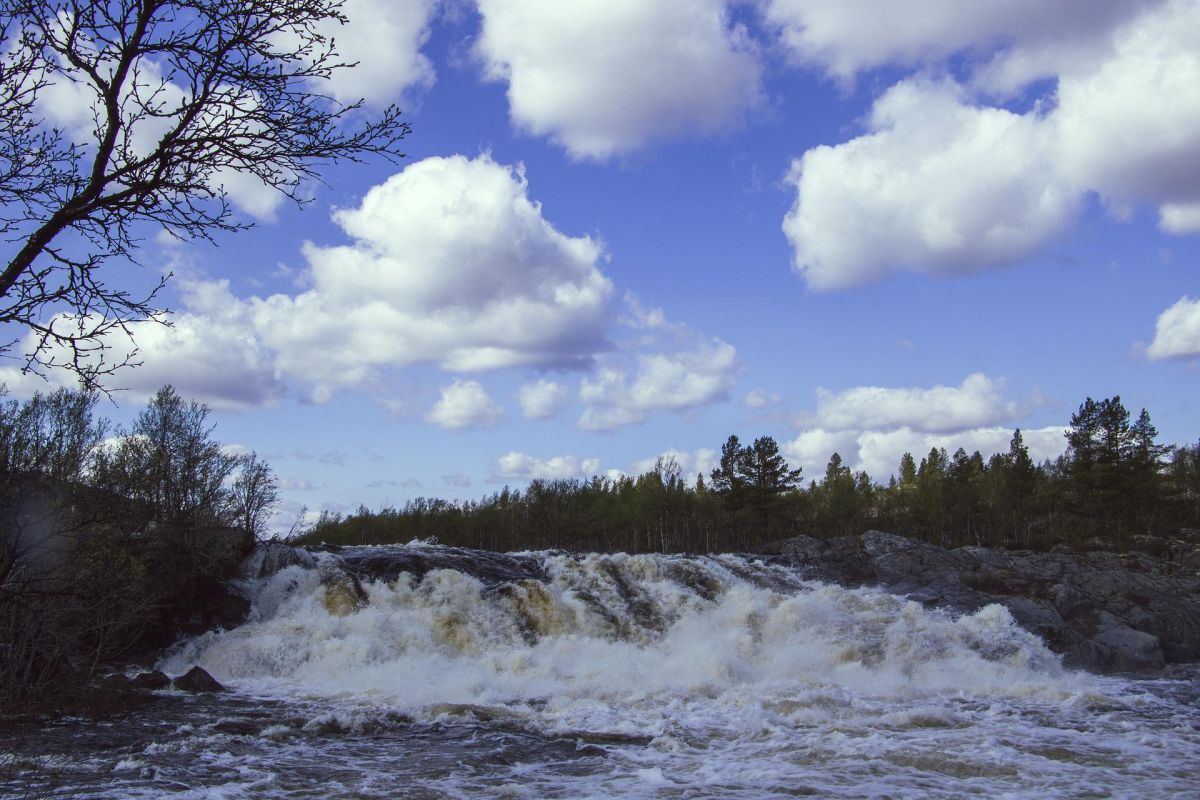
[4,543,1199,798]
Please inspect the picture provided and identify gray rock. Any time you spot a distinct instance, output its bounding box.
[1089,612,1165,672]
[244,541,317,579]
[761,530,1200,674]
[131,669,171,690]
[172,665,225,693]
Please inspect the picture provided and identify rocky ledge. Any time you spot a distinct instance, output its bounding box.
[759,531,1200,673]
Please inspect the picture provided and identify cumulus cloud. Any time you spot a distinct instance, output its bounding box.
[813,373,1019,434]
[0,278,286,411]
[783,80,1075,290]
[314,0,437,107]
[785,425,1067,480]
[1147,296,1200,360]
[763,0,1149,81]
[36,49,285,220]
[254,154,613,401]
[744,389,780,409]
[475,0,761,159]
[426,380,504,430]
[1052,2,1200,216]
[97,155,613,407]
[1160,203,1200,235]
[519,378,569,420]
[855,426,1067,479]
[578,338,738,431]
[782,374,1048,479]
[492,452,601,481]
[629,448,717,481]
[781,429,863,478]
[780,1,1200,289]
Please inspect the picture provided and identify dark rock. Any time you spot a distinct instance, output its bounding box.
[97,672,133,692]
[244,541,317,578]
[172,666,225,693]
[131,670,170,690]
[1088,612,1165,672]
[761,530,1200,674]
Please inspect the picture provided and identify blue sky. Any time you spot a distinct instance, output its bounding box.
[5,0,1200,532]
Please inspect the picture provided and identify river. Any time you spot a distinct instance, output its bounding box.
[3,543,1198,798]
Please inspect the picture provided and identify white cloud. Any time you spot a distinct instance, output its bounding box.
[0,278,286,411]
[475,0,761,159]
[492,451,600,481]
[629,448,717,481]
[744,389,780,409]
[782,429,862,479]
[519,378,569,420]
[426,380,504,430]
[1147,296,1200,360]
[578,338,738,431]
[1052,1,1200,222]
[855,426,1067,479]
[250,154,613,401]
[785,425,1066,481]
[37,48,285,221]
[315,0,437,107]
[782,79,1075,290]
[782,375,1049,479]
[813,372,1019,434]
[763,0,1148,81]
[1160,203,1200,235]
[780,1,1200,290]
[3,155,626,411]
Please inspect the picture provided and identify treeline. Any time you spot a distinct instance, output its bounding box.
[0,385,278,708]
[299,396,1199,554]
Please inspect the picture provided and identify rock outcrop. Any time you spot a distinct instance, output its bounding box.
[171,666,225,693]
[760,531,1200,672]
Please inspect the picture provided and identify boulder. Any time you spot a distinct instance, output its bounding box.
[1088,612,1165,672]
[761,530,1200,673]
[171,665,225,693]
[244,541,317,579]
[131,669,171,690]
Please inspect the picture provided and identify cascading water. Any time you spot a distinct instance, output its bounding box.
[5,542,1199,798]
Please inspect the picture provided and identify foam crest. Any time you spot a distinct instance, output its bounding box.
[162,546,1080,730]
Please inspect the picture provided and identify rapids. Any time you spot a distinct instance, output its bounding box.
[4,542,1199,798]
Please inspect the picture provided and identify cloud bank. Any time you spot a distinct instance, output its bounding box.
[780,0,1200,289]
[475,0,761,159]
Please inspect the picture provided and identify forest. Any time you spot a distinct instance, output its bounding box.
[298,396,1200,555]
[0,386,276,707]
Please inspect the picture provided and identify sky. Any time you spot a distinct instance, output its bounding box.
[4,0,1200,533]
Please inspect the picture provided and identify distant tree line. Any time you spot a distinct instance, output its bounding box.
[0,385,277,708]
[299,396,1199,554]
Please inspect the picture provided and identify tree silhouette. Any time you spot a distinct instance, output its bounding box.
[0,0,409,386]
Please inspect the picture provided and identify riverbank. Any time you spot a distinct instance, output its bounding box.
[758,530,1200,672]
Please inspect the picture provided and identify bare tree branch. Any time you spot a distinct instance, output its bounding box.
[0,0,410,387]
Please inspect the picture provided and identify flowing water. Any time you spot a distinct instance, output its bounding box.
[3,543,1199,798]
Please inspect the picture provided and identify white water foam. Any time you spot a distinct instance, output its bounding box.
[161,550,1080,731]
[5,545,1197,798]
[141,546,1200,798]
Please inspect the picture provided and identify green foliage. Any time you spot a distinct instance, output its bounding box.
[300,396,1194,556]
[0,384,278,708]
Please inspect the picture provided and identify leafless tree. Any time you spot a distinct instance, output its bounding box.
[0,0,409,387]
[226,450,278,540]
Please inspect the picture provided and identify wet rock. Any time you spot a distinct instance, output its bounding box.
[318,559,369,616]
[131,670,171,690]
[172,666,225,693]
[243,541,317,579]
[1088,612,1165,672]
[97,672,133,692]
[761,530,1200,674]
